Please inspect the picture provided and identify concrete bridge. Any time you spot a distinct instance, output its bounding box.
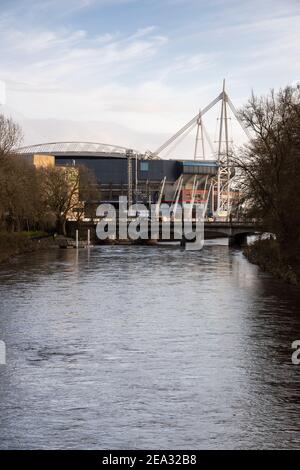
[204,221,262,245]
[67,220,262,246]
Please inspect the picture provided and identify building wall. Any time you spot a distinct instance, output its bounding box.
[55,156,180,185]
[33,154,55,167]
[24,152,219,208]
[55,156,128,184]
[23,153,55,168]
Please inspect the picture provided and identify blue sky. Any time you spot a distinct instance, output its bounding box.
[0,0,300,149]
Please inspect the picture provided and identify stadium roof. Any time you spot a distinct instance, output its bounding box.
[15,141,140,157]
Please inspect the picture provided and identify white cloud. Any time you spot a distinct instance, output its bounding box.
[0,23,168,88]
[4,29,86,53]
[1,0,300,152]
[158,53,217,81]
[6,80,215,132]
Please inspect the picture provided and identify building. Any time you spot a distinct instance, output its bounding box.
[17,141,224,216]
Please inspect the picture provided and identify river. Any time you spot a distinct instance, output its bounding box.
[0,241,300,449]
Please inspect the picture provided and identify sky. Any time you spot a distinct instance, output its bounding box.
[0,0,300,153]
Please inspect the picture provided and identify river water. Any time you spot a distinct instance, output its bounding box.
[0,242,300,449]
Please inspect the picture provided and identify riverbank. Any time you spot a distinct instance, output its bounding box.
[244,239,300,286]
[0,232,55,264]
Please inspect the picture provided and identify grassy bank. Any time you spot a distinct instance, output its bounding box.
[0,232,54,264]
[244,239,300,286]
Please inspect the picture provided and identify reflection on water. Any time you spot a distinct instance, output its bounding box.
[0,241,300,449]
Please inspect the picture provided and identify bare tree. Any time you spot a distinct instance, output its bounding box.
[0,155,43,232]
[0,116,41,232]
[234,85,300,263]
[40,165,100,236]
[0,114,23,158]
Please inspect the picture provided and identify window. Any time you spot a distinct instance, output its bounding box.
[140,161,149,172]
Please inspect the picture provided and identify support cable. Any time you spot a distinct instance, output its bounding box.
[154,93,223,156]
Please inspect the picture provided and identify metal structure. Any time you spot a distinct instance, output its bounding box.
[193,110,214,160]
[126,149,134,208]
[155,177,166,218]
[172,175,184,218]
[194,110,205,160]
[15,141,140,157]
[15,82,248,220]
[152,80,249,219]
[216,79,231,215]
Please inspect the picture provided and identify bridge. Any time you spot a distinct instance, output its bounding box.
[67,220,261,246]
[204,221,261,245]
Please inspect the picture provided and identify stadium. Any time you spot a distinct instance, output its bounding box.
[17,141,221,214]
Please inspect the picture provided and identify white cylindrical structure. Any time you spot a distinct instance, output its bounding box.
[75,230,79,249]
